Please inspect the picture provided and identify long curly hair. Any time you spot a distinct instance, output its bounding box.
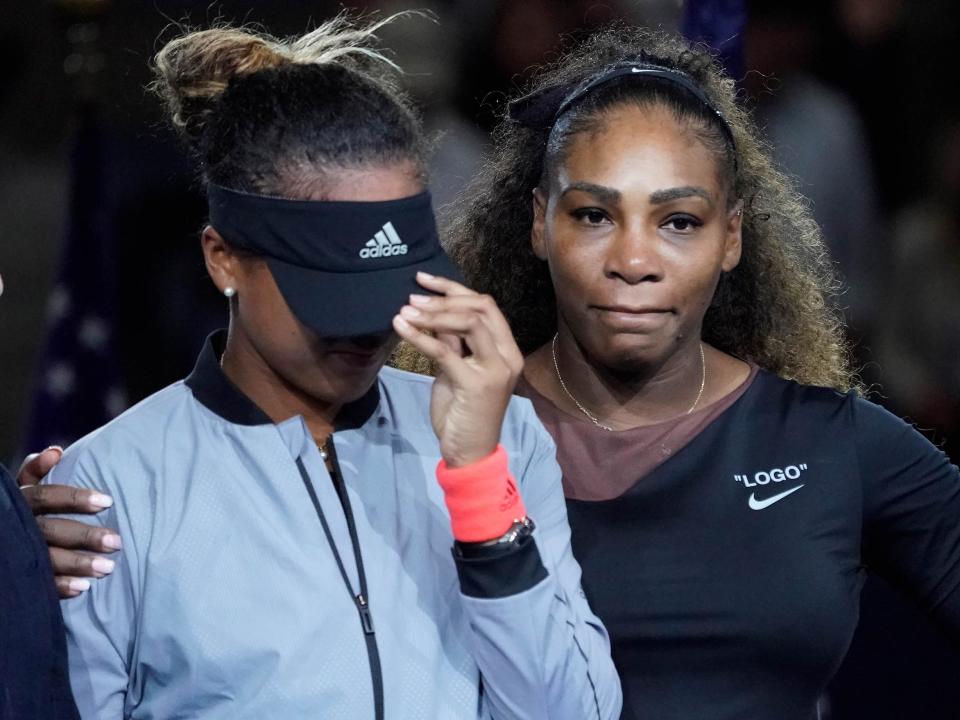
[443,25,859,392]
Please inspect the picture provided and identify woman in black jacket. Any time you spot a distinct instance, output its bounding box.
[2,410,78,715]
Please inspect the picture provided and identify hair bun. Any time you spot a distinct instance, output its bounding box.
[152,28,289,148]
[152,14,416,152]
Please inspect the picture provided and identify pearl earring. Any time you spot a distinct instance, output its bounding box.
[223,287,236,298]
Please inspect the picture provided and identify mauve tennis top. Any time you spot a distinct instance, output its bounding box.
[517,369,960,720]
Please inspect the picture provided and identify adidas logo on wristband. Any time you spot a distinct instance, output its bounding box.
[359,221,409,259]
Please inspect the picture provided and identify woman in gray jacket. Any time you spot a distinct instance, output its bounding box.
[31,15,620,720]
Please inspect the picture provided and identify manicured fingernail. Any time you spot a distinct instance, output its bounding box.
[400,305,421,319]
[102,534,123,550]
[89,492,113,508]
[69,578,91,593]
[416,271,434,280]
[393,315,410,330]
[46,445,64,454]
[409,294,431,306]
[91,557,115,574]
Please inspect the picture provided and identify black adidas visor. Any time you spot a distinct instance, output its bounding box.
[207,184,460,337]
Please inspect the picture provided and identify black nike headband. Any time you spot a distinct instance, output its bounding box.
[508,62,737,167]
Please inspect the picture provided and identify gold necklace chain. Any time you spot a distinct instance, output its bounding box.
[550,334,706,432]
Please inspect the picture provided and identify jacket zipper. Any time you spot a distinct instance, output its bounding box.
[296,439,385,720]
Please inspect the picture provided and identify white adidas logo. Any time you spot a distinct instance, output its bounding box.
[359,221,408,259]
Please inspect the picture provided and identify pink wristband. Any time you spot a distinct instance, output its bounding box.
[436,445,527,543]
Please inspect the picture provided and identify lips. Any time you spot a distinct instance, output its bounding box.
[591,304,674,330]
[593,304,672,315]
[322,330,393,363]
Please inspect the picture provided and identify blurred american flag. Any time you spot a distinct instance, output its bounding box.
[22,107,126,453]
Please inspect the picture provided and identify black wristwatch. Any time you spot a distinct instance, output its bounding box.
[454,516,536,559]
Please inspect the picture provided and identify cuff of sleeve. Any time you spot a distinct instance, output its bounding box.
[453,533,548,599]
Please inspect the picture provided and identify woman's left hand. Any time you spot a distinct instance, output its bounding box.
[392,272,523,468]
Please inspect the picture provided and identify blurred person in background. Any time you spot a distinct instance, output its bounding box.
[821,0,960,218]
[375,1,488,210]
[875,117,960,457]
[744,1,881,344]
[452,0,659,132]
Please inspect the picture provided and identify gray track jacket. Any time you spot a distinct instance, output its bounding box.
[46,331,622,719]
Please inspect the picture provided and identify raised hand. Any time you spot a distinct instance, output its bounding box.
[392,272,524,467]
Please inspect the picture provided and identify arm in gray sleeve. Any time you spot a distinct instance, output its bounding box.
[44,448,137,719]
[452,417,622,719]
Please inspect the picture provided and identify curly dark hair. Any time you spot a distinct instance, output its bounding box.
[443,25,859,392]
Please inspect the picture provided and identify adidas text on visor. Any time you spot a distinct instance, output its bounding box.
[207,185,461,337]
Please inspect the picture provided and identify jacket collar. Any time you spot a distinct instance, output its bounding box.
[185,330,380,430]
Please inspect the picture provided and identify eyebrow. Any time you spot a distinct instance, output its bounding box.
[649,186,714,206]
[559,182,621,205]
[558,182,715,208]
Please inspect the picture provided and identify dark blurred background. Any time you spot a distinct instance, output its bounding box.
[1,0,959,716]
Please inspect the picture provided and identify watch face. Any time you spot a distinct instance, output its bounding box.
[453,517,536,558]
[509,516,535,542]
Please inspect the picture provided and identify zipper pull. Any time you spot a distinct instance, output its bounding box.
[356,594,375,635]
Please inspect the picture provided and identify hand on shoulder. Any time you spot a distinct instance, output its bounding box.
[18,447,121,598]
